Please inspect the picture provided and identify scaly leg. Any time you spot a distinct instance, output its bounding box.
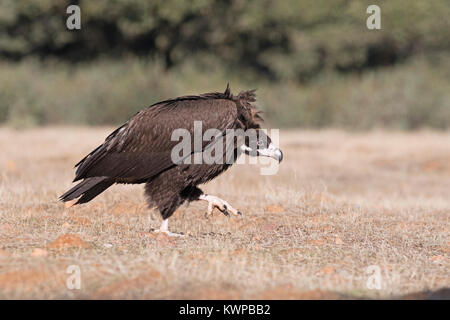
[153,219,185,237]
[199,194,242,218]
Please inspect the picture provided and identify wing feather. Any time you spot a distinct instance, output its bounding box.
[74,98,238,182]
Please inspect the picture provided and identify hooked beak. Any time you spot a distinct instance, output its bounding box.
[257,143,283,163]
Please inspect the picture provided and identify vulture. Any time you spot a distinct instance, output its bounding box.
[60,85,283,236]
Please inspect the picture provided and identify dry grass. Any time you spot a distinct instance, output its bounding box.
[0,127,449,299]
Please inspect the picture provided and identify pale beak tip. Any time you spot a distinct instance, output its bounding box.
[278,150,283,163]
[274,149,283,163]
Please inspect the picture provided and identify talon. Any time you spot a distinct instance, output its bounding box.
[223,205,229,216]
[153,229,185,237]
[199,194,240,219]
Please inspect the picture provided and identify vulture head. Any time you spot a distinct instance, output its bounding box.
[240,129,283,163]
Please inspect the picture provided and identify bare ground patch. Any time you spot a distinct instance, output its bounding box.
[0,127,449,299]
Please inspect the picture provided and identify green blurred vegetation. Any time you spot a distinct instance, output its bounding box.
[2,54,449,129]
[0,0,449,129]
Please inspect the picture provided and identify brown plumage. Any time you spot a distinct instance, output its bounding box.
[60,85,282,235]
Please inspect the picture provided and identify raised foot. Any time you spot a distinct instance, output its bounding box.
[199,194,242,218]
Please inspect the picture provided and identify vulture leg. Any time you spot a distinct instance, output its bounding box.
[199,194,242,218]
[154,219,185,237]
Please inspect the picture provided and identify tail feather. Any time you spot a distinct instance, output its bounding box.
[60,177,114,204]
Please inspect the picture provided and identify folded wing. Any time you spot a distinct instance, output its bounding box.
[73,98,238,182]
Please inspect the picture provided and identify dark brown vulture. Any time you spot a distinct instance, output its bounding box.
[60,85,283,236]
